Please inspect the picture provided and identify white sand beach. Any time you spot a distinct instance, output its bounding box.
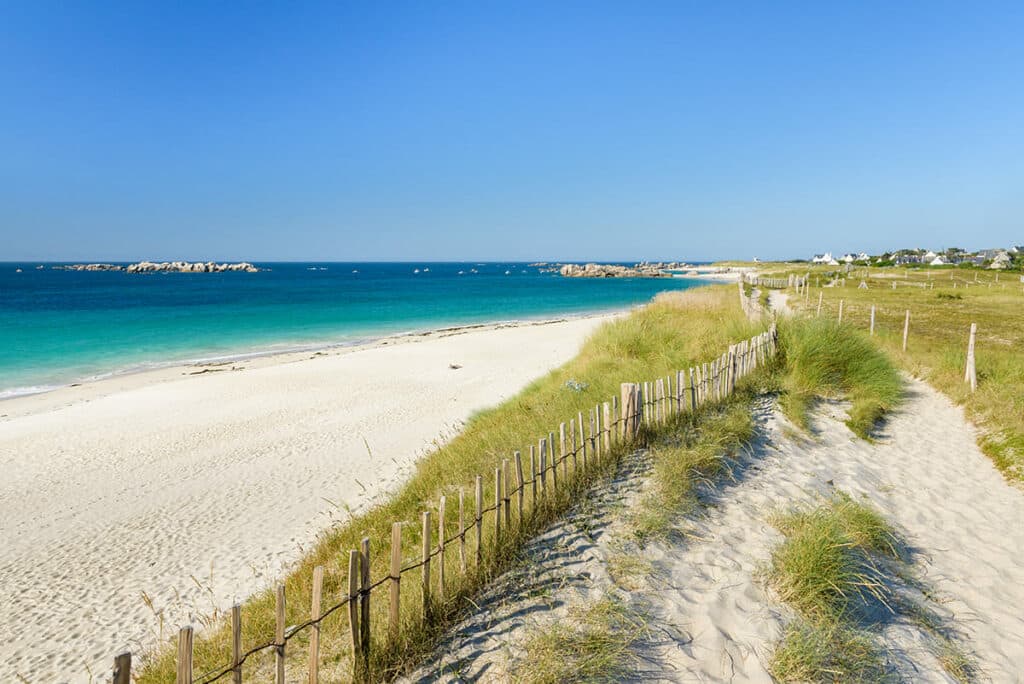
[0,314,615,682]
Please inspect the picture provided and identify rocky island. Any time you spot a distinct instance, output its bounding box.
[56,261,260,273]
[557,261,689,278]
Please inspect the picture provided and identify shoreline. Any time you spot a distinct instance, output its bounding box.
[0,310,620,680]
[0,307,631,411]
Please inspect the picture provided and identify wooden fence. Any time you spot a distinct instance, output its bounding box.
[108,324,779,683]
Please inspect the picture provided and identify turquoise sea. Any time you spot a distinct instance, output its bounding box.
[0,262,712,398]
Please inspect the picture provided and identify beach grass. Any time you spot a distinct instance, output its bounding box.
[512,596,647,684]
[138,285,764,682]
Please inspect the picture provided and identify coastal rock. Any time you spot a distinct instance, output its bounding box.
[557,261,689,278]
[125,261,261,273]
[54,264,125,271]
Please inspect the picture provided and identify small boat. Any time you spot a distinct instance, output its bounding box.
[36,265,44,270]
[414,269,420,274]
[458,270,464,275]
[505,270,511,275]
[15,268,22,273]
[423,268,430,272]
[352,269,359,273]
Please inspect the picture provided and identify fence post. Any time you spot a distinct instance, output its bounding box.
[538,438,547,494]
[177,626,193,684]
[514,451,525,520]
[559,423,568,480]
[902,310,910,351]
[474,476,483,567]
[275,584,285,684]
[421,511,431,620]
[309,565,324,684]
[347,550,361,663]
[548,431,558,490]
[838,299,844,324]
[438,495,447,602]
[359,537,371,667]
[390,522,402,640]
[113,653,131,684]
[457,490,466,574]
[231,605,242,684]
[965,323,977,392]
[502,459,511,529]
[620,384,634,441]
[576,411,585,467]
[870,305,876,335]
[602,402,612,453]
[493,467,502,541]
[529,446,538,503]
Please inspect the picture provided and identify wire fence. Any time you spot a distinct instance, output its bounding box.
[109,323,779,684]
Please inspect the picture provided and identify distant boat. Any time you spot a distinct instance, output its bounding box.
[319,267,327,271]
[36,265,44,270]
[505,270,511,275]
[470,269,478,274]
[414,269,420,274]
[352,269,359,273]
[307,267,317,270]
[423,268,430,272]
[458,270,464,275]
[15,268,22,273]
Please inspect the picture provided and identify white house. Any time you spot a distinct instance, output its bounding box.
[923,250,938,260]
[811,252,834,264]
[930,255,948,266]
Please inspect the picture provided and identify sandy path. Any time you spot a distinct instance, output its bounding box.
[645,380,1024,681]
[0,314,613,682]
[407,379,1024,681]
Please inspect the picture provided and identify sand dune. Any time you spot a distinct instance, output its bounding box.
[0,314,613,682]
[407,378,1024,681]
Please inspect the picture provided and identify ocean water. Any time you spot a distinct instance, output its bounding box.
[0,262,712,397]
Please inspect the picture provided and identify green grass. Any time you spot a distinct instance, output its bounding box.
[138,285,765,682]
[776,317,903,439]
[513,596,648,684]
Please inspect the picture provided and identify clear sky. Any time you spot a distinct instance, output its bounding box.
[1,2,1021,262]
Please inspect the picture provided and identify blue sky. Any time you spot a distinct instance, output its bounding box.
[1,2,1021,262]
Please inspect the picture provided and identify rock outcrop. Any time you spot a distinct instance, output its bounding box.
[126,261,260,273]
[557,261,689,278]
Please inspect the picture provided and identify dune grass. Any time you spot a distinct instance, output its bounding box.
[775,318,903,439]
[768,492,977,682]
[767,493,898,681]
[138,285,764,682]
[748,262,1024,483]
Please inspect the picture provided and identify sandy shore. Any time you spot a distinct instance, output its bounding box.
[0,313,616,681]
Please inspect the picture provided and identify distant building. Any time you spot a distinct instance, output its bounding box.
[930,255,948,266]
[811,252,834,264]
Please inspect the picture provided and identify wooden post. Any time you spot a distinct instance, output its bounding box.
[838,299,844,324]
[359,537,370,664]
[538,438,547,493]
[577,411,585,466]
[570,418,577,471]
[474,476,483,566]
[390,522,402,640]
[870,305,876,335]
[502,459,511,529]
[529,446,538,502]
[514,451,525,520]
[438,495,447,602]
[689,368,697,410]
[902,310,910,351]
[421,511,431,619]
[113,653,131,684]
[231,604,242,684]
[548,431,558,490]
[620,383,633,441]
[275,584,285,684]
[965,323,978,392]
[588,408,596,465]
[559,422,568,479]
[347,551,361,662]
[177,626,193,684]
[309,565,324,684]
[602,402,612,453]
[457,490,466,573]
[494,468,502,543]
